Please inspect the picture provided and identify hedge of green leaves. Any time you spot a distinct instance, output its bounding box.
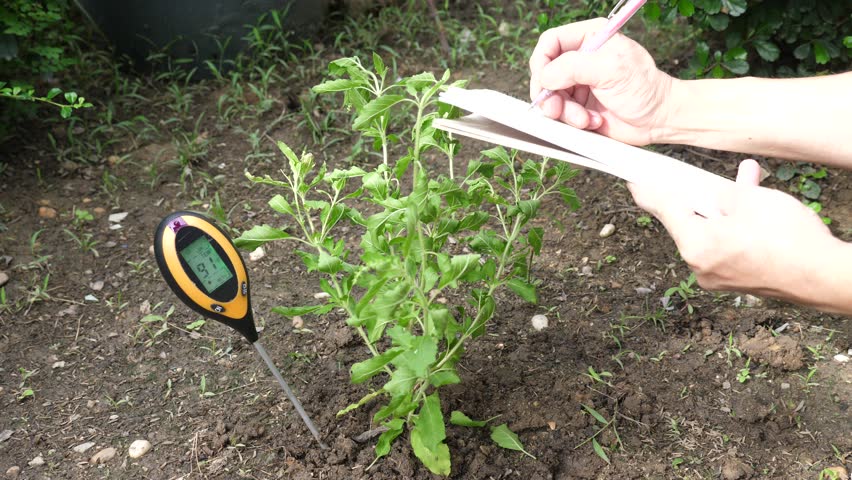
[537,0,852,78]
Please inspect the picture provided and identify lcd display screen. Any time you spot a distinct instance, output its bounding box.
[179,236,233,293]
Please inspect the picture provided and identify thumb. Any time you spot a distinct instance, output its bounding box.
[736,159,761,186]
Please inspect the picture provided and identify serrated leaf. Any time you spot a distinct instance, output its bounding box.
[722,58,748,75]
[708,13,729,31]
[527,227,543,255]
[410,430,451,475]
[721,0,746,16]
[317,251,342,274]
[677,0,694,17]
[234,224,290,250]
[350,347,403,384]
[793,43,811,60]
[489,424,535,458]
[592,438,610,464]
[800,179,821,199]
[450,411,487,427]
[353,95,405,130]
[430,370,461,387]
[507,277,537,304]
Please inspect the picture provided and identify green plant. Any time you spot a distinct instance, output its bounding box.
[236,54,579,475]
[775,163,832,224]
[724,331,742,367]
[16,367,36,401]
[737,357,751,383]
[0,83,92,118]
[664,272,698,314]
[575,403,622,465]
[63,229,99,257]
[636,215,652,227]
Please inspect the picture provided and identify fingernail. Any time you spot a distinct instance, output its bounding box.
[589,111,602,129]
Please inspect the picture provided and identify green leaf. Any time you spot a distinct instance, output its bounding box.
[643,1,661,21]
[411,393,451,476]
[350,347,403,384]
[312,78,361,93]
[489,424,535,458]
[507,277,537,304]
[527,227,543,255]
[392,336,437,378]
[375,418,404,458]
[707,13,729,31]
[384,366,417,397]
[430,370,461,387]
[800,179,821,200]
[753,39,780,62]
[276,140,299,165]
[268,194,294,216]
[234,224,290,250]
[583,404,609,425]
[353,94,405,130]
[813,41,830,64]
[46,87,61,99]
[775,164,797,181]
[450,411,487,427]
[185,319,206,331]
[677,0,694,17]
[844,37,852,49]
[722,58,748,75]
[63,91,77,104]
[317,251,342,274]
[60,106,71,118]
[793,43,811,60]
[592,438,610,464]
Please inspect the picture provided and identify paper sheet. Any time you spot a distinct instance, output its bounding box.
[433,88,732,217]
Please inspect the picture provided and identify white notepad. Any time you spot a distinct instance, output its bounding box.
[433,88,732,217]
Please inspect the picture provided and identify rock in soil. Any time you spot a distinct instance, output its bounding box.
[38,206,57,219]
[833,354,849,363]
[128,439,152,458]
[531,314,548,331]
[739,328,803,371]
[27,456,44,467]
[90,447,117,464]
[73,441,95,453]
[0,271,8,288]
[5,466,20,478]
[599,223,615,238]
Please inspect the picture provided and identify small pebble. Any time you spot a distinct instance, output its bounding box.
[128,439,152,458]
[722,381,731,390]
[93,207,107,216]
[108,212,128,223]
[73,442,95,453]
[313,292,331,300]
[547,421,556,430]
[84,294,98,302]
[531,314,548,331]
[38,207,57,219]
[720,406,731,413]
[580,265,593,276]
[249,247,265,261]
[28,456,44,467]
[52,361,66,369]
[780,382,790,390]
[90,280,104,291]
[291,316,304,329]
[5,466,20,478]
[599,223,615,238]
[0,271,8,288]
[833,354,849,363]
[90,447,117,464]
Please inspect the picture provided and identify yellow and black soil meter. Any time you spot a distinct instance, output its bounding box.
[154,211,328,449]
[154,211,257,341]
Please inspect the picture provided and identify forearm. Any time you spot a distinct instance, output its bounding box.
[780,237,852,316]
[656,72,852,167]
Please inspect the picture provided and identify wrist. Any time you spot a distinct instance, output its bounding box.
[787,236,852,315]
[650,76,691,146]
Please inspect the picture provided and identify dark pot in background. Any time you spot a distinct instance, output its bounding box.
[75,0,330,76]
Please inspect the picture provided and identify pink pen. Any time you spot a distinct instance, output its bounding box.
[530,0,647,109]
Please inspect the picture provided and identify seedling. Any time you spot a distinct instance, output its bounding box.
[636,215,652,227]
[737,358,752,383]
[724,332,743,367]
[153,211,328,449]
[664,272,698,314]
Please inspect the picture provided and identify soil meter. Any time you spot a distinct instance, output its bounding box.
[154,211,328,449]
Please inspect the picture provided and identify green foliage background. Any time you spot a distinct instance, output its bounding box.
[538,0,851,78]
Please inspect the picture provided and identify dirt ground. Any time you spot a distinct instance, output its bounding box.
[1,3,850,480]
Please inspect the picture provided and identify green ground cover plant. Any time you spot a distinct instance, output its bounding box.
[235,54,579,475]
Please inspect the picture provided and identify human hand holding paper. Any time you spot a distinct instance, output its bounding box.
[629,159,852,313]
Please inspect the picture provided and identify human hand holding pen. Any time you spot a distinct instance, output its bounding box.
[528,17,674,146]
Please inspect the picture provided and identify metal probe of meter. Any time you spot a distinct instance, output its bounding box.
[153,211,328,450]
